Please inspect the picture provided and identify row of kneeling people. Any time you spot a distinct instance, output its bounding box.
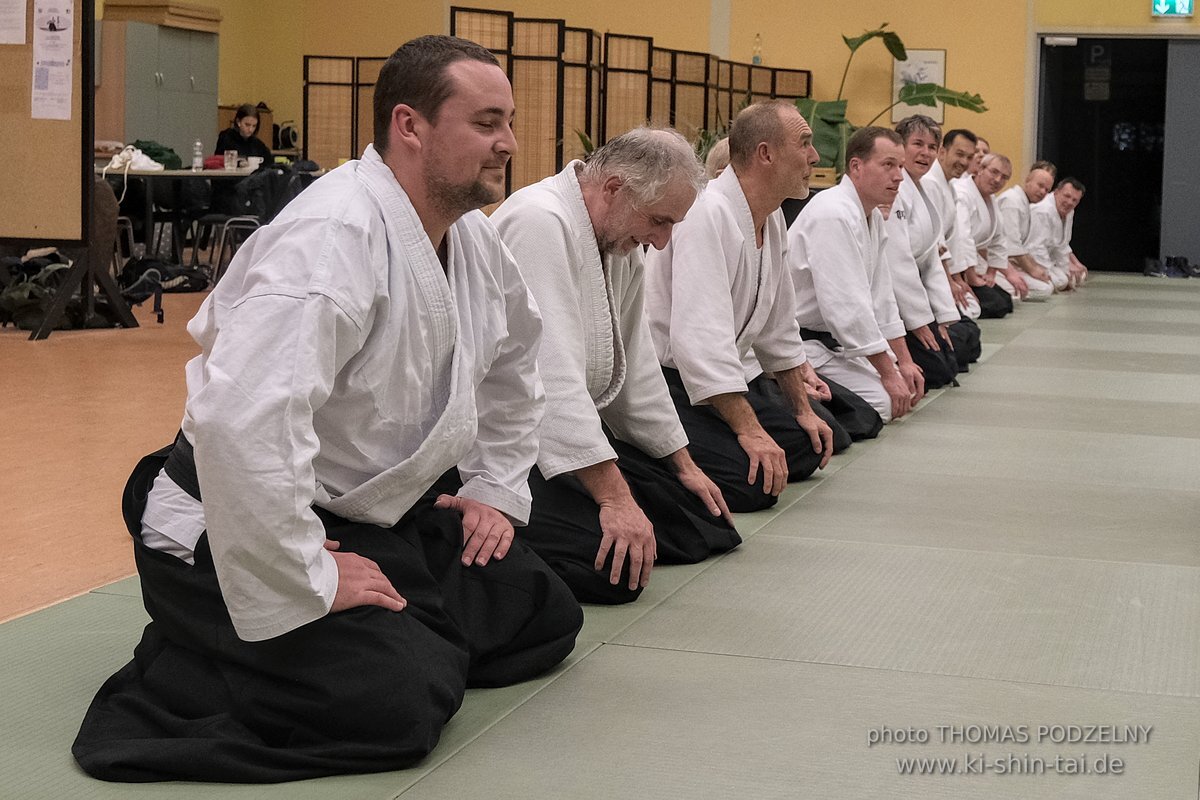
[71,35,1089,785]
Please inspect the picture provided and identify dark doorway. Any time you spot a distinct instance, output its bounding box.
[1038,38,1167,272]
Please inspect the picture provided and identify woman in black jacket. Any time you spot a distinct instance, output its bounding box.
[211,104,272,215]
[215,104,272,163]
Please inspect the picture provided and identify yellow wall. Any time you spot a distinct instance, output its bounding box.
[1036,0,1200,31]
[729,1,1028,169]
[95,0,1200,168]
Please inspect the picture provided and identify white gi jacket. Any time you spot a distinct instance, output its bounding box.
[644,166,808,406]
[953,174,1006,274]
[997,185,1038,259]
[788,175,905,368]
[491,162,688,479]
[160,145,545,641]
[885,170,960,328]
[1029,194,1074,269]
[922,159,971,276]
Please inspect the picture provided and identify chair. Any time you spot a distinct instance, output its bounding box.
[113,216,136,277]
[211,216,261,284]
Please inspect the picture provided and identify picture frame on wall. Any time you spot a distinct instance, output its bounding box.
[892,49,946,123]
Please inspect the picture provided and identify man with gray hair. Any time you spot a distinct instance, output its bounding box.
[883,115,961,389]
[997,160,1058,298]
[493,127,739,605]
[644,101,844,513]
[953,152,1017,315]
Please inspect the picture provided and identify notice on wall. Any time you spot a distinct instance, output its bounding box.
[0,0,27,45]
[31,0,72,119]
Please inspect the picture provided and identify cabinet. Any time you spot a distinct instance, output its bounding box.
[94,20,219,159]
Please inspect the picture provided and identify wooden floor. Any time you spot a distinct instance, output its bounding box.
[0,292,206,622]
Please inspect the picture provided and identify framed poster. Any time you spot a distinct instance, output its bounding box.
[892,49,946,123]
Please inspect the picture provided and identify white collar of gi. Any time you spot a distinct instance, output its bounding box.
[356,143,460,361]
[554,161,605,265]
[710,167,758,248]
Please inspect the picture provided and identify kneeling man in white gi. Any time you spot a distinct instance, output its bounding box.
[645,101,845,513]
[789,126,926,424]
[997,161,1057,299]
[952,152,1017,316]
[1031,176,1088,289]
[492,128,739,604]
[73,36,582,784]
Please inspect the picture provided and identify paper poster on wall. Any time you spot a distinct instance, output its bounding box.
[0,0,28,45]
[892,49,946,123]
[31,0,72,120]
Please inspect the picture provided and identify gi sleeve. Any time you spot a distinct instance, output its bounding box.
[920,248,961,325]
[792,212,889,358]
[952,184,983,275]
[659,201,754,405]
[749,213,808,375]
[457,240,546,520]
[601,250,689,458]
[998,194,1028,257]
[884,201,937,330]
[493,203,616,480]
[189,220,370,642]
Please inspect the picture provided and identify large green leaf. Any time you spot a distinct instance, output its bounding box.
[897,83,988,113]
[795,98,851,171]
[842,24,890,54]
[881,31,907,61]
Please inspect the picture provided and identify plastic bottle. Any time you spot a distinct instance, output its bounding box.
[752,33,763,65]
[192,140,204,171]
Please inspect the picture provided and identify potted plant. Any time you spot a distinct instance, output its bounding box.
[796,23,987,178]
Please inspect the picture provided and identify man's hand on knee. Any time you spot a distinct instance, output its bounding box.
[912,325,939,352]
[794,409,833,470]
[594,498,656,590]
[671,452,734,525]
[800,362,832,402]
[736,429,788,496]
[325,539,407,614]
[434,494,514,567]
[880,370,913,420]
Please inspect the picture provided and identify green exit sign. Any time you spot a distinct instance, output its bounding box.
[1152,0,1193,16]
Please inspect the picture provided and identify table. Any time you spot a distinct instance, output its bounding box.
[94,165,255,252]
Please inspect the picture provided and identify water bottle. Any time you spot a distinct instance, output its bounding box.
[192,140,204,171]
[752,33,763,65]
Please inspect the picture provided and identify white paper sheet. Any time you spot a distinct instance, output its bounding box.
[0,0,27,45]
[31,0,72,120]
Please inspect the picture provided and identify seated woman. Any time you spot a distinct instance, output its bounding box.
[215,104,272,163]
[212,104,273,215]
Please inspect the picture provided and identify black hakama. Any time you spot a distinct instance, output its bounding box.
[73,448,583,783]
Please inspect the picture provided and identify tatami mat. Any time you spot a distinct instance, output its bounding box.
[613,534,1200,696]
[848,423,1200,493]
[5,274,1199,798]
[396,645,1200,800]
[984,344,1200,375]
[1010,326,1200,356]
[910,390,1200,439]
[760,465,1200,567]
[943,363,1200,404]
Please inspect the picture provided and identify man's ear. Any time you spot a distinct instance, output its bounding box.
[390,104,424,152]
[755,140,772,166]
[601,174,625,200]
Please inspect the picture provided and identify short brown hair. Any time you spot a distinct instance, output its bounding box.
[728,100,795,169]
[894,114,941,146]
[1029,159,1057,178]
[373,35,500,154]
[846,126,902,166]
